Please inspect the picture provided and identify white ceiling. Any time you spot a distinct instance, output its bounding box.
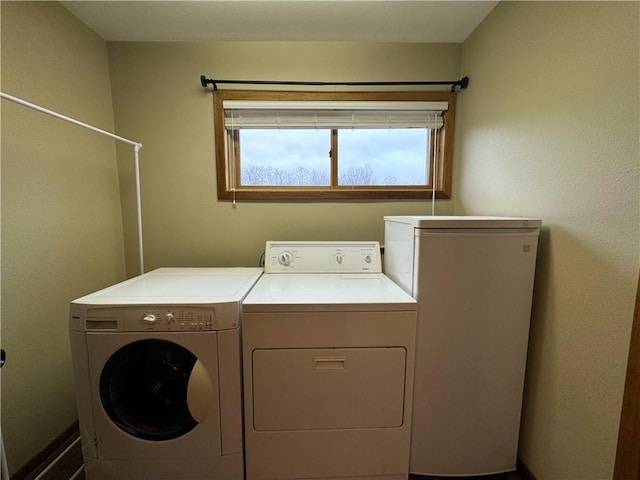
[60,1,499,43]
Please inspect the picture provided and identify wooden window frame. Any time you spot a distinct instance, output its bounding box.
[213,90,456,201]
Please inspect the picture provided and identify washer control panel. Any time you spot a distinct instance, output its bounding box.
[80,303,240,332]
[265,241,382,274]
[132,308,216,330]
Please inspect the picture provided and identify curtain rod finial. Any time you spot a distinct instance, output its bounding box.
[452,76,469,92]
[201,75,218,90]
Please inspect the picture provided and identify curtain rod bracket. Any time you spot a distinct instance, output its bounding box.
[201,75,218,90]
[451,76,469,92]
[200,75,469,92]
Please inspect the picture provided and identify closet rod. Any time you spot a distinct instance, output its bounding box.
[0,91,146,275]
[200,75,469,92]
[0,92,140,147]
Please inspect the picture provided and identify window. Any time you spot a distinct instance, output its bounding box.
[213,91,456,200]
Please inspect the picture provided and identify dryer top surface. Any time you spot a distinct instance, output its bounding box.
[242,273,416,312]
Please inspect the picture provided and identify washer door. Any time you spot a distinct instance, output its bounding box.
[99,339,212,441]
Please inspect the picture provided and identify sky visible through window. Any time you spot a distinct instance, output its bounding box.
[239,129,430,186]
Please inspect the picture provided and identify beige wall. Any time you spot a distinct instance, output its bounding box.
[0,1,126,473]
[106,42,460,275]
[457,2,639,478]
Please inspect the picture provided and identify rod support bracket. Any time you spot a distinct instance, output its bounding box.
[452,76,469,92]
[201,75,218,91]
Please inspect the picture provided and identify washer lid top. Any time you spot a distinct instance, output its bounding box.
[72,267,263,305]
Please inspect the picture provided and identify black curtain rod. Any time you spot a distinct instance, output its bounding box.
[200,75,469,92]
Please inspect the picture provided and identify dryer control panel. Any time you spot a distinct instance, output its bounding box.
[265,241,382,274]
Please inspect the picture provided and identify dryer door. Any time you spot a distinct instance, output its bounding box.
[99,338,208,441]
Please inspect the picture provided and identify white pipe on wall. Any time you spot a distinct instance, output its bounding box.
[1,429,9,480]
[0,92,140,147]
[0,91,145,274]
[133,144,144,274]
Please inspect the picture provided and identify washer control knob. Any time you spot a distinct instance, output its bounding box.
[142,314,157,324]
[278,251,294,266]
[364,254,372,263]
[336,254,343,264]
[165,312,174,322]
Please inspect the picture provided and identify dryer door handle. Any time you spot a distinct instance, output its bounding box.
[313,356,348,371]
[187,359,214,423]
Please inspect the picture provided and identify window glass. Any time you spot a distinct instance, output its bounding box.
[337,129,430,186]
[240,129,331,186]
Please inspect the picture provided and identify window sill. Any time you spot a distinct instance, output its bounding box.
[217,188,451,201]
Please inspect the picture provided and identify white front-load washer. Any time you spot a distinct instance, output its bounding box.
[241,242,417,480]
[69,267,262,480]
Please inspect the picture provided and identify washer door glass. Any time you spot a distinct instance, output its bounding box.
[100,339,200,441]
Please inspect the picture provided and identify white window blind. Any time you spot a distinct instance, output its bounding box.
[223,100,447,129]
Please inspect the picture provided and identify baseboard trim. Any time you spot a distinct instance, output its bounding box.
[517,458,537,480]
[11,421,80,480]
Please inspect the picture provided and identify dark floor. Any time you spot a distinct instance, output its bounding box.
[21,438,84,480]
[410,473,520,480]
[37,439,523,480]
